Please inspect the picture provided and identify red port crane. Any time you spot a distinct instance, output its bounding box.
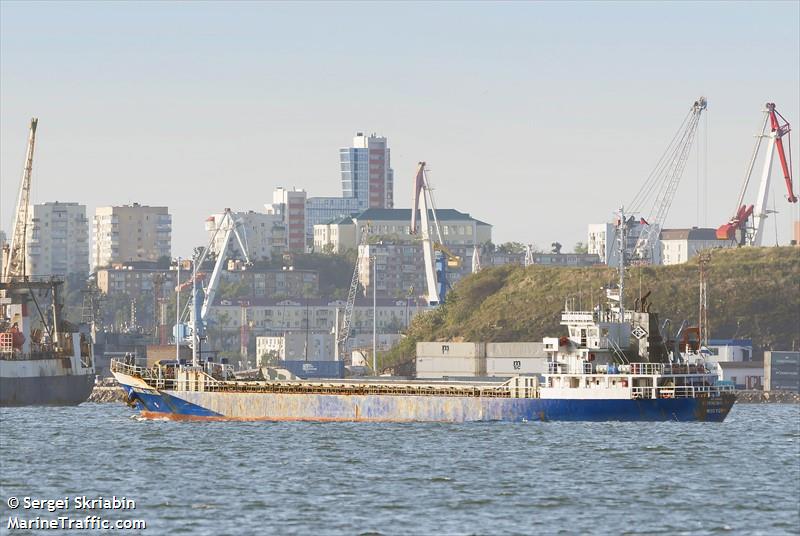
[716,102,797,245]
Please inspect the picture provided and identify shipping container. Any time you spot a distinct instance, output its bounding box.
[485,356,547,377]
[280,360,345,379]
[764,351,800,392]
[486,342,545,359]
[416,342,485,358]
[416,356,485,378]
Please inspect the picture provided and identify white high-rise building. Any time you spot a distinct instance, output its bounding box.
[25,202,89,276]
[93,203,171,268]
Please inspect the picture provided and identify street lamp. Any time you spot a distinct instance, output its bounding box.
[372,255,377,376]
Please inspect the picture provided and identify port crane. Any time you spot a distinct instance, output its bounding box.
[335,224,369,362]
[176,209,250,363]
[629,97,707,264]
[2,118,38,281]
[411,162,460,305]
[716,102,797,246]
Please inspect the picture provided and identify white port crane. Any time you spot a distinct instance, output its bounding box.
[3,118,38,281]
[629,97,707,264]
[411,162,460,305]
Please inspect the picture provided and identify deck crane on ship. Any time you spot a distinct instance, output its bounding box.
[410,162,461,306]
[627,97,707,264]
[175,209,251,365]
[716,102,797,246]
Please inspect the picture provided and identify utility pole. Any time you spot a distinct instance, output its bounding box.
[372,255,377,376]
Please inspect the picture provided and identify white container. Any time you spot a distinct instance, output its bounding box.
[485,356,547,377]
[416,342,485,359]
[416,355,486,378]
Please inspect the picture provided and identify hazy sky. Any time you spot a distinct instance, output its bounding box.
[2,1,799,257]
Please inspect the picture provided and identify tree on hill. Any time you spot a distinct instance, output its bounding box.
[574,242,589,254]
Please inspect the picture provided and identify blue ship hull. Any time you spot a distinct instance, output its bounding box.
[119,383,736,423]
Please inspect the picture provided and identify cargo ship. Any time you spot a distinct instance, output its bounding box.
[0,278,96,406]
[111,295,735,422]
[113,208,735,422]
[1,118,95,406]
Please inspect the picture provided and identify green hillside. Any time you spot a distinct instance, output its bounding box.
[383,247,800,370]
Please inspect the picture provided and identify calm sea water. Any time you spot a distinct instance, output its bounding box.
[1,403,798,536]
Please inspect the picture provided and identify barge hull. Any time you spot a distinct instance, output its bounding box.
[123,386,735,423]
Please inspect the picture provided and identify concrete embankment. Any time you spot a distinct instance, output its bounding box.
[736,390,799,404]
[88,385,126,403]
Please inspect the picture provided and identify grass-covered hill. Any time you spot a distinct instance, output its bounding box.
[383,247,800,371]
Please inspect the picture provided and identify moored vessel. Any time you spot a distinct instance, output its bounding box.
[0,278,95,406]
[113,207,735,422]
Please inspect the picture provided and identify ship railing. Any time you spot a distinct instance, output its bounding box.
[1,349,76,361]
[628,363,664,375]
[661,364,709,375]
[631,384,735,400]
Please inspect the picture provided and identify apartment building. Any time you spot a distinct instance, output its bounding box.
[93,203,171,268]
[314,208,492,253]
[267,188,306,253]
[206,210,286,262]
[25,202,89,276]
[340,132,394,209]
[659,228,734,265]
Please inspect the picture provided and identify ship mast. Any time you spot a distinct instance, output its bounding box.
[616,207,627,320]
[3,118,38,282]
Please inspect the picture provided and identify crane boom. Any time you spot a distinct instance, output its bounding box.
[200,211,250,321]
[337,225,369,360]
[630,97,706,263]
[178,209,250,346]
[716,102,796,245]
[411,162,441,305]
[3,118,38,281]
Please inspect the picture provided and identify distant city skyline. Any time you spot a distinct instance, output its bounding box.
[2,1,798,257]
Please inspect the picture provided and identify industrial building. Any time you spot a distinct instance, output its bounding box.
[93,203,171,268]
[256,332,335,364]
